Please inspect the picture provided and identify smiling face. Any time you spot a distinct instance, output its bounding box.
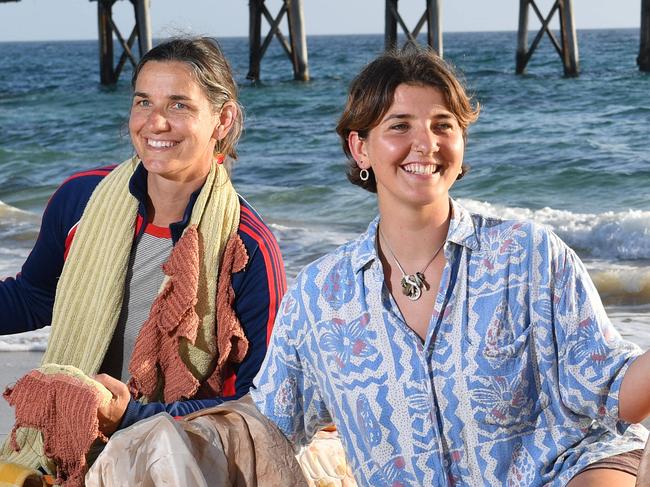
[349,83,465,212]
[129,60,221,183]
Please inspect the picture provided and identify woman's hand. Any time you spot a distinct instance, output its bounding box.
[94,373,131,436]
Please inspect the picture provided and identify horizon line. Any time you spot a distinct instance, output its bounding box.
[0,26,639,43]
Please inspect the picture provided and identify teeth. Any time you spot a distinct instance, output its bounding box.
[403,163,438,175]
[147,139,177,148]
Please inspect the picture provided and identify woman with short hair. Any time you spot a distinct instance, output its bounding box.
[252,48,649,486]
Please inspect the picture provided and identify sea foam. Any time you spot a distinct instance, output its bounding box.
[0,328,48,352]
[459,198,650,261]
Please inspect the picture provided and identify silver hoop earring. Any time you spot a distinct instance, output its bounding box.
[359,168,370,181]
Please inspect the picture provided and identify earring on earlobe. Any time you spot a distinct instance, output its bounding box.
[359,168,370,181]
[215,153,225,165]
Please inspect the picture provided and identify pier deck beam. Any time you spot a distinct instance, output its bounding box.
[385,0,442,56]
[640,0,650,71]
[247,0,309,81]
[96,0,152,85]
[516,0,579,77]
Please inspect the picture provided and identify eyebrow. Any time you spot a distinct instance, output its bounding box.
[383,112,456,121]
[132,92,192,101]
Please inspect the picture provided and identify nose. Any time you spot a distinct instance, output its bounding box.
[413,126,439,155]
[145,108,170,133]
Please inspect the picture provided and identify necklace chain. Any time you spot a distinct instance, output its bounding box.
[378,226,446,301]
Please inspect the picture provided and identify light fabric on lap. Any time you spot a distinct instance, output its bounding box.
[85,413,228,487]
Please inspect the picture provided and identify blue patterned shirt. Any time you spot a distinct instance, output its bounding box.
[252,199,647,486]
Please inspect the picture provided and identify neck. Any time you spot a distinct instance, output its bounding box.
[377,198,451,262]
[146,172,208,226]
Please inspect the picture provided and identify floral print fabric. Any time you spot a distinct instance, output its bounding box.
[252,199,648,486]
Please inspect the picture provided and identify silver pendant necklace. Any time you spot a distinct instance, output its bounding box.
[378,226,446,301]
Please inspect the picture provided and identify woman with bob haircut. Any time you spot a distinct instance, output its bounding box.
[252,47,650,486]
[87,48,650,487]
[0,36,285,474]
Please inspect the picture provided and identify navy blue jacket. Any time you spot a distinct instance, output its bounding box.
[0,163,286,430]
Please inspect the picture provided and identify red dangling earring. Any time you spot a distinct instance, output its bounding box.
[215,153,225,165]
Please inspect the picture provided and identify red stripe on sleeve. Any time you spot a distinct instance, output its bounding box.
[61,165,116,185]
[240,207,287,292]
[239,207,287,298]
[63,223,79,261]
[240,212,287,339]
[238,218,286,345]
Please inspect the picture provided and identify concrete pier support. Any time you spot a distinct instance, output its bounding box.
[640,0,650,71]
[516,0,530,74]
[287,0,309,81]
[134,0,152,57]
[559,0,579,77]
[247,0,309,81]
[96,0,152,85]
[385,0,442,56]
[427,0,442,56]
[516,0,579,77]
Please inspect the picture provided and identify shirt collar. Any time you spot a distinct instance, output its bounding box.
[127,161,203,243]
[447,198,480,251]
[350,216,380,273]
[350,198,480,273]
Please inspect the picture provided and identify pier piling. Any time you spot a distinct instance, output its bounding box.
[516,0,530,74]
[134,0,152,57]
[247,0,309,81]
[640,0,650,71]
[96,0,152,85]
[516,0,579,77]
[385,0,442,56]
[287,0,309,81]
[559,0,579,77]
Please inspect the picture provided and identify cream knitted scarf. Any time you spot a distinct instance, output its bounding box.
[1,156,240,470]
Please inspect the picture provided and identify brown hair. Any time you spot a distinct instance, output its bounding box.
[132,36,243,162]
[336,48,480,192]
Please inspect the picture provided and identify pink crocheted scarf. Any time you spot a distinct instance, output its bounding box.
[127,225,250,403]
[3,370,109,487]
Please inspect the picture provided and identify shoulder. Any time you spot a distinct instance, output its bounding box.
[50,165,116,207]
[235,196,285,285]
[470,211,564,251]
[44,164,117,228]
[465,211,577,277]
[57,165,116,193]
[237,195,279,250]
[290,234,363,295]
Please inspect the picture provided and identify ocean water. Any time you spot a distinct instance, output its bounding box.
[0,30,649,352]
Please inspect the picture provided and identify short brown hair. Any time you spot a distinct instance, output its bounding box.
[132,36,243,163]
[336,48,480,192]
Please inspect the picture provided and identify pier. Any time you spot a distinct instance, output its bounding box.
[247,0,308,81]
[97,0,152,84]
[516,0,579,77]
[1,0,649,83]
[640,0,650,70]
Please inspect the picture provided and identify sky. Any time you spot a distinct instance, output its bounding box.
[0,0,642,42]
